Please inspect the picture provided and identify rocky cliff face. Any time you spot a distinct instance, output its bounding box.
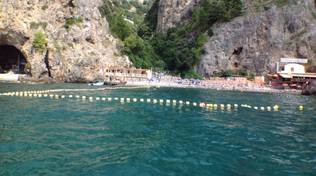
[0,0,130,82]
[156,0,201,33]
[198,0,316,76]
[156,0,316,76]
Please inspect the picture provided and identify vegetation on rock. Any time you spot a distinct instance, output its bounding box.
[32,32,47,53]
[64,17,83,30]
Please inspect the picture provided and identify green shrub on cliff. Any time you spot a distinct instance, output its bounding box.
[64,17,83,30]
[122,35,164,69]
[32,32,47,53]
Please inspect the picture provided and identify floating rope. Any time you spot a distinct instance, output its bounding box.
[0,89,305,112]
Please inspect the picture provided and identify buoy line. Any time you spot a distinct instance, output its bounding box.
[0,89,306,112]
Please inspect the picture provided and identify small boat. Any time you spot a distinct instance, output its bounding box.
[88,81,104,86]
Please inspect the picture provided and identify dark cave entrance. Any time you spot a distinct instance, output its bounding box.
[0,45,27,74]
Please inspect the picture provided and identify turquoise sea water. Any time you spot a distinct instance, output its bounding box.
[0,83,316,176]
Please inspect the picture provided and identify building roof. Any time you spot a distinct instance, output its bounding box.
[279,73,316,79]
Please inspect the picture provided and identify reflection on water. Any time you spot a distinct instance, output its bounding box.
[0,83,316,176]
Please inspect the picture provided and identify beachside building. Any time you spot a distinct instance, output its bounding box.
[104,67,153,81]
[269,58,316,89]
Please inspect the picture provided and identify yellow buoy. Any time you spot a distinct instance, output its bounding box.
[273,105,279,111]
[298,105,304,111]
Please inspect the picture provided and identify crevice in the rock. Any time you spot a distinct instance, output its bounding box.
[68,0,75,8]
[44,50,52,78]
[233,47,243,55]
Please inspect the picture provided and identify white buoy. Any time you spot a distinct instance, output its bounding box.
[108,98,112,101]
[153,99,158,103]
[133,98,137,102]
[82,96,87,100]
[179,100,183,104]
[96,97,101,101]
[38,94,43,98]
[69,95,73,98]
[55,95,59,99]
[114,97,119,101]
[126,98,131,102]
[159,99,164,103]
[140,98,144,102]
[147,99,151,103]
[44,94,48,97]
[166,99,171,104]
[186,101,190,105]
[200,103,206,108]
[267,106,272,111]
[76,95,80,99]
[102,97,106,101]
[260,107,265,111]
[172,100,177,105]
[193,102,197,106]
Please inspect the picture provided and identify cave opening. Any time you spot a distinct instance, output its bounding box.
[0,45,27,74]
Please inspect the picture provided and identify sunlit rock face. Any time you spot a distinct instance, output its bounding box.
[156,0,201,33]
[0,0,130,82]
[198,0,316,76]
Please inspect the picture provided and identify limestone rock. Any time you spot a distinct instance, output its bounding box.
[156,0,201,33]
[198,0,316,76]
[0,0,131,82]
[302,80,316,95]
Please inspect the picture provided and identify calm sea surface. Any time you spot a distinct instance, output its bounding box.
[0,83,316,176]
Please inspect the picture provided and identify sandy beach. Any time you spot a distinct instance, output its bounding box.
[126,77,301,94]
